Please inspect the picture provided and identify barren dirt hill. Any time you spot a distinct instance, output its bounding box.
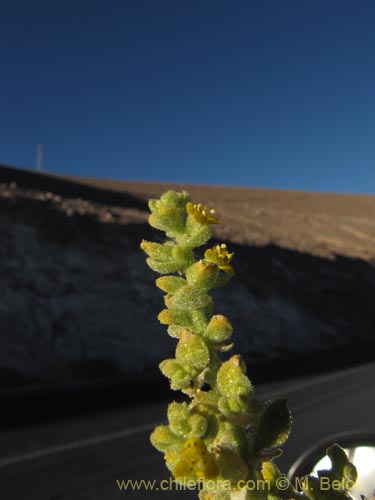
[63,173,375,261]
[1,164,374,390]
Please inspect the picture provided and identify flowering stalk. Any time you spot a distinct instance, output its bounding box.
[141,189,358,500]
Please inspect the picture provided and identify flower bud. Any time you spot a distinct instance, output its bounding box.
[186,260,219,291]
[148,191,188,235]
[160,190,190,208]
[204,315,233,343]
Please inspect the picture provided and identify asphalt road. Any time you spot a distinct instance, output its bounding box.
[0,363,374,500]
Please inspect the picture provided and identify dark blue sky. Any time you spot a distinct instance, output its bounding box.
[1,1,375,193]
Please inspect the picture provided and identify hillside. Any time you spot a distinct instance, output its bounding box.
[1,164,374,391]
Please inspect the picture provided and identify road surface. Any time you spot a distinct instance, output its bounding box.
[0,363,374,500]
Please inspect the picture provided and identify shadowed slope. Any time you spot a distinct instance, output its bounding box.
[0,164,374,424]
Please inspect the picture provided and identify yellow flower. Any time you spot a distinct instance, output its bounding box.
[186,202,219,225]
[165,438,219,481]
[204,244,235,276]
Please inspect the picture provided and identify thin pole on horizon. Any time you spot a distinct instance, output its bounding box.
[36,144,43,172]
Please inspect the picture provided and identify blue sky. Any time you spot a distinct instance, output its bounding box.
[1,0,375,193]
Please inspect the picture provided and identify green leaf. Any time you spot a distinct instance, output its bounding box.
[217,396,252,425]
[215,447,248,484]
[150,425,182,452]
[159,359,194,390]
[156,276,186,293]
[214,421,249,457]
[175,333,210,371]
[170,285,213,311]
[158,308,193,327]
[216,356,252,398]
[167,402,208,440]
[252,399,291,453]
[326,445,352,482]
[167,402,191,437]
[146,257,184,274]
[181,216,214,247]
[140,240,174,261]
[167,325,184,338]
[262,461,295,499]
